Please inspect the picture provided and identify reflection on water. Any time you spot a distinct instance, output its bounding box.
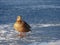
[0,23,60,45]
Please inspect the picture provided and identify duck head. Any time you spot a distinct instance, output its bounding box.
[16,16,22,22]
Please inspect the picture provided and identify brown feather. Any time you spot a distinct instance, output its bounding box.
[13,16,31,32]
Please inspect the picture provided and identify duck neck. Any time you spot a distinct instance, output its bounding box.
[16,20,22,23]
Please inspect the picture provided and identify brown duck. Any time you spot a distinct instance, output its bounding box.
[13,16,31,37]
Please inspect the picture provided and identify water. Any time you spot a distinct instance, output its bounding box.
[0,0,60,45]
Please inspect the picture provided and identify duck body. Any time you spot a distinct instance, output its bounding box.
[14,20,31,32]
[14,16,31,33]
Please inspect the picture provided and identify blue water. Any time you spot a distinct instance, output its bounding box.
[0,0,60,45]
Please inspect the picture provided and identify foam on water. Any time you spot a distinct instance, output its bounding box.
[0,23,60,45]
[30,23,60,28]
[0,23,60,39]
[29,40,60,45]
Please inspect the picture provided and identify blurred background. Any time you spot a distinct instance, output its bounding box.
[0,0,60,24]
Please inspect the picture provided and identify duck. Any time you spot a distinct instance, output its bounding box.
[13,16,31,37]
